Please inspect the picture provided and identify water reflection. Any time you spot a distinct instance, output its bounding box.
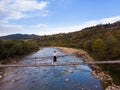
[0,47,102,90]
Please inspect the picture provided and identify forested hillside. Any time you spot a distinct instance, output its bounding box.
[36,21,120,84]
[37,21,120,60]
[0,34,40,40]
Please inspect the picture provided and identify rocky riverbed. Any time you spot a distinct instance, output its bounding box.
[0,47,103,90]
[0,47,119,90]
[56,47,120,90]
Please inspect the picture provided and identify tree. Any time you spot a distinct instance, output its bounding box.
[92,38,106,60]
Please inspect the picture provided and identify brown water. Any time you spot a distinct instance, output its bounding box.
[0,47,103,90]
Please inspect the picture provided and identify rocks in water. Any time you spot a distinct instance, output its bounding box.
[68,70,73,73]
[61,70,65,74]
[65,78,69,82]
[81,88,84,90]
[62,69,74,74]
[61,69,67,74]
[76,68,81,70]
[43,69,46,71]
[19,62,24,64]
[92,67,120,90]
[95,85,98,88]
[92,70,112,82]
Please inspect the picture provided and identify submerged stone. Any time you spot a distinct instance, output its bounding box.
[65,78,69,82]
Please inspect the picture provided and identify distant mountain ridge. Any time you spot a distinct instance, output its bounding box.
[0,34,40,39]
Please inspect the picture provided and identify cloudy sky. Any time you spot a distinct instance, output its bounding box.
[0,0,120,36]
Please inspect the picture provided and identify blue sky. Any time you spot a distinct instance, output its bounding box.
[0,0,120,36]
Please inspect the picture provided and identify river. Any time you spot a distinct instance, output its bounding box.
[0,47,103,90]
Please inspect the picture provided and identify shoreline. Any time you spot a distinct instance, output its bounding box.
[0,47,120,90]
[56,47,120,90]
[0,49,40,81]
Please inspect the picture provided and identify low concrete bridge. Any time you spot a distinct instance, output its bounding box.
[0,60,120,67]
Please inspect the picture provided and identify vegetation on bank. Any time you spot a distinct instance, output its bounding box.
[35,21,120,85]
[0,39,39,61]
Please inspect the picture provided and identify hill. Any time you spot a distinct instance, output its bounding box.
[37,21,120,60]
[36,21,120,85]
[0,34,40,40]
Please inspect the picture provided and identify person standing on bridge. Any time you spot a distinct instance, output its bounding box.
[53,50,57,65]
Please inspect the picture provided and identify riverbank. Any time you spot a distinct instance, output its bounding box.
[56,47,120,90]
[0,48,40,81]
[0,47,103,90]
[0,57,25,80]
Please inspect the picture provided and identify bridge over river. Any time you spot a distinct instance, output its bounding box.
[0,60,120,67]
[0,47,119,90]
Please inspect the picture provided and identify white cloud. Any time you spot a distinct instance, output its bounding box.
[0,23,49,36]
[26,10,49,17]
[0,0,48,22]
[99,16,120,24]
[36,16,120,35]
[9,0,48,12]
[0,24,24,36]
[31,24,48,29]
[0,16,120,36]
[0,24,24,31]
[6,11,29,20]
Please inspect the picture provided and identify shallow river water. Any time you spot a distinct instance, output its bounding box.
[0,47,103,90]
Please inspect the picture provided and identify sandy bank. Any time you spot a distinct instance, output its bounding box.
[56,47,94,62]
